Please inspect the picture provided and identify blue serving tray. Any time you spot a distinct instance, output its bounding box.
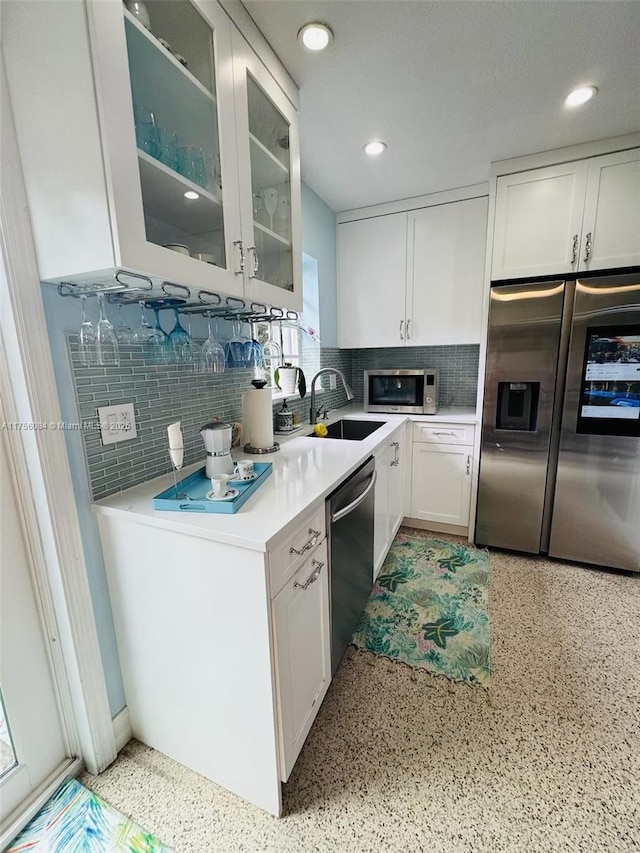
[152,462,272,514]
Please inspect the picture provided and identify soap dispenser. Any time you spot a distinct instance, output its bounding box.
[276,399,294,433]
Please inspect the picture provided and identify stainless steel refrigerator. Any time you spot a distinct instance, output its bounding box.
[476,273,640,572]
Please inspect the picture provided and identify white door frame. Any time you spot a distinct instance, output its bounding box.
[0,57,116,783]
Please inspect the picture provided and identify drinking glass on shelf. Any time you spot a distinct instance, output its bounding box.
[200,317,226,374]
[275,190,290,233]
[177,146,207,188]
[168,308,192,363]
[158,128,178,171]
[96,294,120,366]
[78,296,98,367]
[133,104,160,158]
[252,191,263,223]
[114,303,134,343]
[263,187,278,232]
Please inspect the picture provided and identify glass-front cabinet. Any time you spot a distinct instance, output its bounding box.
[232,29,302,311]
[9,0,304,307]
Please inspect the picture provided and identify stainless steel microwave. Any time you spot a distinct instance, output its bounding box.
[364,369,438,415]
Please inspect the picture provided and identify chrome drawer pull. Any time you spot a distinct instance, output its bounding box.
[583,231,593,263]
[294,559,324,590]
[289,528,321,556]
[466,455,471,475]
[570,233,579,265]
[432,430,456,436]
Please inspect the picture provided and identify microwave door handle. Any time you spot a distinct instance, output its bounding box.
[330,471,377,523]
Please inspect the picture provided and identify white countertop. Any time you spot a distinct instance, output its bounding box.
[93,406,477,552]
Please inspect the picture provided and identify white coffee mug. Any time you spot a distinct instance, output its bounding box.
[210,474,231,498]
[234,459,254,480]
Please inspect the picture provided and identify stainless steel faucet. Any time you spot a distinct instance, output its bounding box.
[309,368,354,424]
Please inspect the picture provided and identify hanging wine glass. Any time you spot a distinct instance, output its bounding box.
[96,294,120,366]
[132,301,156,344]
[114,302,134,343]
[244,322,264,370]
[263,187,278,232]
[149,306,172,364]
[225,320,250,368]
[78,296,98,367]
[200,316,226,374]
[168,308,192,364]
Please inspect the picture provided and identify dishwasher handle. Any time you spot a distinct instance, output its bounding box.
[330,470,377,523]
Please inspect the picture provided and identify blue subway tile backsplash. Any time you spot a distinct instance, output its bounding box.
[68,336,477,500]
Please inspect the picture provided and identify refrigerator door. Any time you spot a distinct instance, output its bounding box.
[476,281,566,552]
[549,275,640,572]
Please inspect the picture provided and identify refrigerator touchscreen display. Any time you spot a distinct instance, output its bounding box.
[577,325,640,436]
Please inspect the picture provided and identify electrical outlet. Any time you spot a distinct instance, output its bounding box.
[329,374,337,391]
[97,403,137,446]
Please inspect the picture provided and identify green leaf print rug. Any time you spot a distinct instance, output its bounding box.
[6,776,173,852]
[352,531,490,687]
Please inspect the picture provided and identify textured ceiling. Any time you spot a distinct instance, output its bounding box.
[242,0,640,211]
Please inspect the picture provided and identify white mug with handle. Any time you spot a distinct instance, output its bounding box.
[234,459,255,481]
[210,474,231,498]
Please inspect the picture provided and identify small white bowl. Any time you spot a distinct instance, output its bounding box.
[164,243,191,256]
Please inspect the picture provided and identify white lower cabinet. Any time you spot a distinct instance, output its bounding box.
[373,424,407,579]
[409,422,475,531]
[272,539,330,781]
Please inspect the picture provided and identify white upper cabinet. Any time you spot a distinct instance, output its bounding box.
[3,0,302,308]
[231,29,302,311]
[492,161,588,280]
[491,148,640,280]
[580,149,640,272]
[337,193,487,349]
[338,213,408,348]
[407,197,488,345]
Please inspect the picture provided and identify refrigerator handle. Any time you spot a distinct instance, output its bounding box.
[570,234,579,266]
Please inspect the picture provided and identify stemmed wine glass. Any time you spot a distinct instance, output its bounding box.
[200,316,226,374]
[150,306,172,364]
[78,296,98,367]
[263,187,278,232]
[132,301,156,344]
[114,303,134,343]
[226,320,250,368]
[96,294,120,366]
[168,308,192,364]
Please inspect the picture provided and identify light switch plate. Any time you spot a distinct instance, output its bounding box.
[97,403,137,446]
[329,374,337,391]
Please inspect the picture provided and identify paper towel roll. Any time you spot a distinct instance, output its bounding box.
[243,382,274,449]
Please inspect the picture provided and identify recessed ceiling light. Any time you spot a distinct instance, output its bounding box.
[363,141,387,156]
[298,22,333,52]
[564,86,598,108]
[184,190,200,200]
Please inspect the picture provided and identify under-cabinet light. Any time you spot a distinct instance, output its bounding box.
[564,86,597,108]
[184,190,200,200]
[363,141,387,156]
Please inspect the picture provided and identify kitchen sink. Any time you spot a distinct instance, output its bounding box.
[308,419,386,441]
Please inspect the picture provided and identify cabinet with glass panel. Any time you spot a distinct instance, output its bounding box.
[3,0,302,309]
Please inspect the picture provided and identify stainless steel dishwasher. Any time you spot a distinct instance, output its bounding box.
[326,456,376,675]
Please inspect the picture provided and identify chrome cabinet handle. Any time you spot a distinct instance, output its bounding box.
[583,231,592,263]
[233,240,245,275]
[433,430,456,437]
[406,319,411,339]
[466,455,471,475]
[289,528,321,556]
[570,234,579,265]
[247,246,259,279]
[390,440,400,466]
[294,559,324,591]
[399,320,404,340]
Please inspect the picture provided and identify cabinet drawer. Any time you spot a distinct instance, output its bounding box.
[269,504,326,597]
[413,422,474,446]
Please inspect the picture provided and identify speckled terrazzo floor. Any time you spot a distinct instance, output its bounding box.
[81,534,640,852]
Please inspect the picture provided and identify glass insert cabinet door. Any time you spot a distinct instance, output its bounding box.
[233,30,302,310]
[124,0,226,267]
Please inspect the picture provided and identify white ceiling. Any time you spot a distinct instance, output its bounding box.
[242,0,640,212]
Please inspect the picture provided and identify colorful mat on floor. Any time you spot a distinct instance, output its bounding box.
[6,776,173,852]
[352,532,490,687]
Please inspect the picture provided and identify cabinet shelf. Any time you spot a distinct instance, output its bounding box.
[249,133,289,189]
[124,8,216,105]
[254,221,291,248]
[138,150,222,236]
